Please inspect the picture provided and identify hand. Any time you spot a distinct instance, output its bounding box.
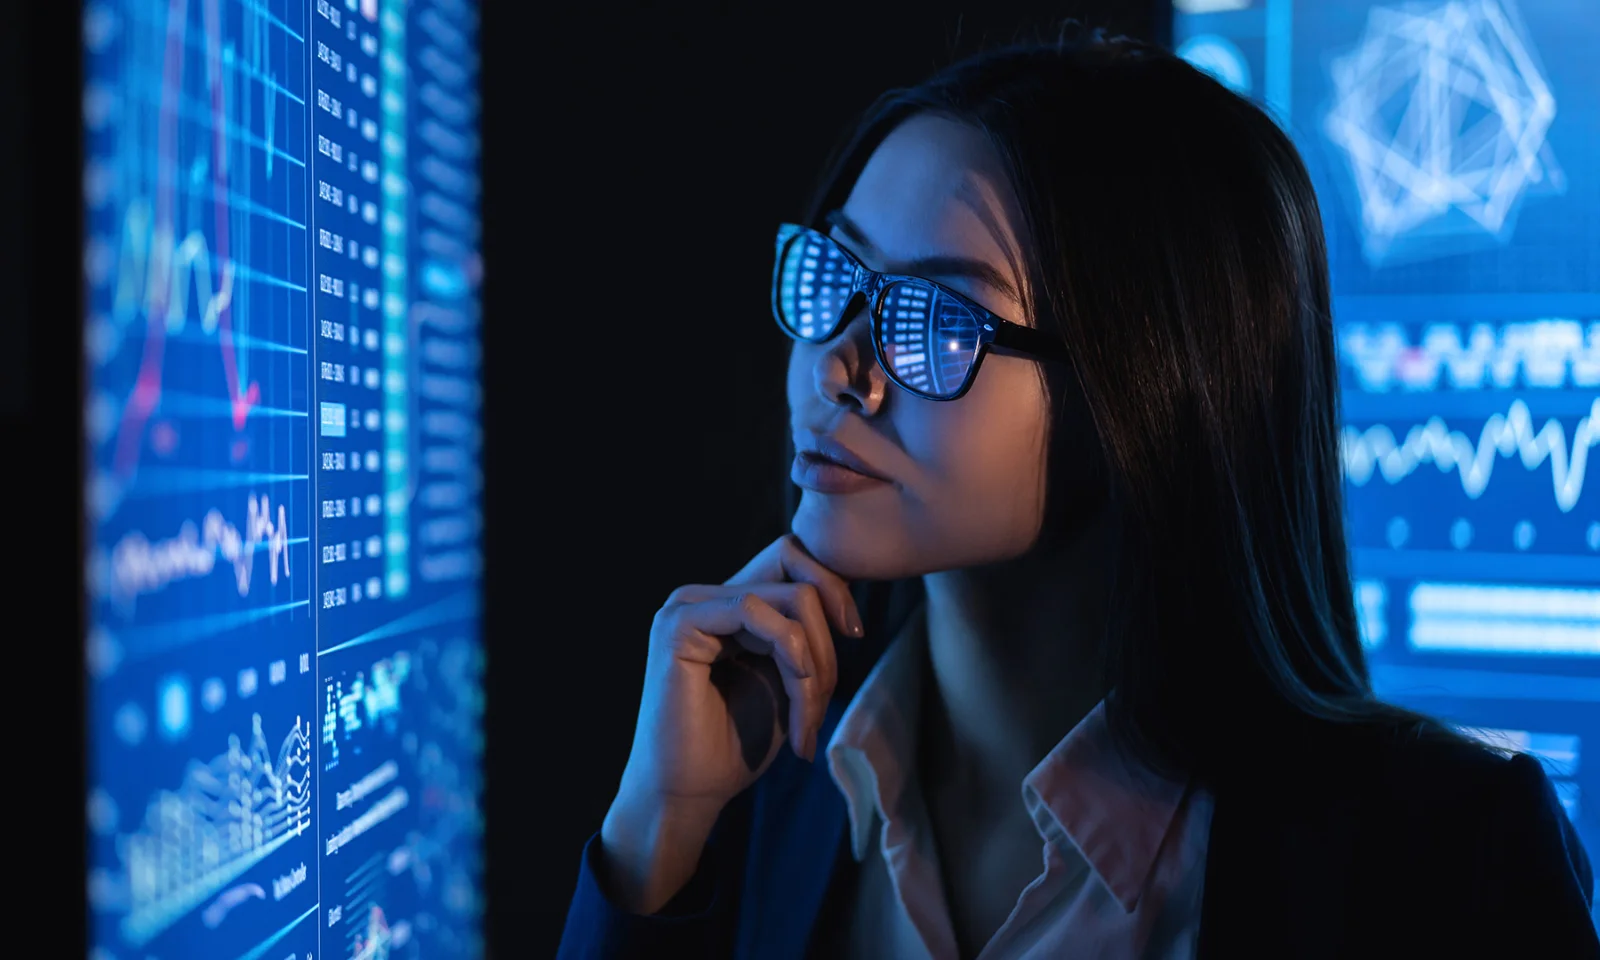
[600,534,862,913]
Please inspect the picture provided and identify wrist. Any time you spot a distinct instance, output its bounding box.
[599,789,724,915]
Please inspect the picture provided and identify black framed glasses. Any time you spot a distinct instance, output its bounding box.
[771,222,1069,401]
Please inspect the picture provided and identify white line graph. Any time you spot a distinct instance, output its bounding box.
[1341,319,1600,392]
[108,491,293,607]
[1342,397,1598,511]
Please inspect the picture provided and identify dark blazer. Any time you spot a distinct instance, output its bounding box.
[558,580,1599,959]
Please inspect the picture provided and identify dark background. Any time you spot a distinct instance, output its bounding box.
[485,2,1169,954]
[0,3,1169,958]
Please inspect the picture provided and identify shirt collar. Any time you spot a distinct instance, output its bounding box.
[824,603,928,862]
[824,601,1193,913]
[1022,701,1192,912]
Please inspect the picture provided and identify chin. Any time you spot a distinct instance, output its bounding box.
[789,493,933,582]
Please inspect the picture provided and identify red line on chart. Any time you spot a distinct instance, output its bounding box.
[114,0,262,480]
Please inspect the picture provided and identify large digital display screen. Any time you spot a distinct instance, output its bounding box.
[81,1,484,956]
[1176,0,1597,913]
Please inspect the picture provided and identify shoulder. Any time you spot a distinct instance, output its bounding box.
[1305,718,1592,905]
[1305,718,1557,829]
[1209,719,1597,954]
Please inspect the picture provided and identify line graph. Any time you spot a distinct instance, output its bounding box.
[108,491,293,607]
[352,904,409,960]
[86,0,488,956]
[103,0,305,482]
[1342,397,1598,511]
[117,713,312,947]
[1340,319,1600,392]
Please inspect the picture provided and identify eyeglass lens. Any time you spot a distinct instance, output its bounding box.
[776,229,985,399]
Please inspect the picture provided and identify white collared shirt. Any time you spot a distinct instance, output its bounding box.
[824,604,1214,959]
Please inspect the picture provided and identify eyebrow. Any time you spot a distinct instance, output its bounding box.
[824,208,1022,306]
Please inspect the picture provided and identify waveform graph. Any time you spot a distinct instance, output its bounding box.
[102,491,292,613]
[83,0,314,669]
[1342,397,1597,512]
[1340,319,1600,394]
[1342,396,1600,582]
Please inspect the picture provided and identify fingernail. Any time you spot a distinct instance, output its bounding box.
[846,610,864,637]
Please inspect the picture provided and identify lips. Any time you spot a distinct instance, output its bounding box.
[799,435,889,481]
[799,449,863,474]
[790,432,892,495]
[791,452,888,494]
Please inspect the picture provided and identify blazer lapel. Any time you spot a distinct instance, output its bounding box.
[730,580,922,959]
[735,701,850,960]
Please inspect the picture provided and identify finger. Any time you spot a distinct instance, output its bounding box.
[727,631,813,760]
[673,592,815,680]
[776,538,863,642]
[675,584,835,732]
[725,535,863,639]
[675,594,818,759]
[776,582,836,755]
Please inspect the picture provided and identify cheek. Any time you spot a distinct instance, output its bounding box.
[786,354,1052,579]
[785,343,817,408]
[915,377,1049,508]
[898,362,1050,556]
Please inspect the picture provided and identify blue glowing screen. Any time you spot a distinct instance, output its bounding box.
[82,0,483,956]
[1176,0,1598,908]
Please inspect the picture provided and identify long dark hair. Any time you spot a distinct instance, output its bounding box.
[789,26,1480,787]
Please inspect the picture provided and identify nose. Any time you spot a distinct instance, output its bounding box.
[813,300,888,416]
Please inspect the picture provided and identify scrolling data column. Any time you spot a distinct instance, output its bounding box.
[310,0,483,957]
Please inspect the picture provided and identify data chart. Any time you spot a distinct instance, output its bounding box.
[83,1,483,957]
[1176,0,1599,918]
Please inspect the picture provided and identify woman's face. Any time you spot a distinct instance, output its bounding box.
[787,113,1065,581]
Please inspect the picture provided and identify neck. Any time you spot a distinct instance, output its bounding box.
[918,506,1115,796]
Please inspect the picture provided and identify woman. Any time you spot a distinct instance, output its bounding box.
[558,29,1596,959]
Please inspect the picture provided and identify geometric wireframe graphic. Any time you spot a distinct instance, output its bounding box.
[1323,0,1564,263]
[1177,33,1252,95]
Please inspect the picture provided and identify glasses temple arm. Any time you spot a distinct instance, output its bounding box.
[989,319,1071,362]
